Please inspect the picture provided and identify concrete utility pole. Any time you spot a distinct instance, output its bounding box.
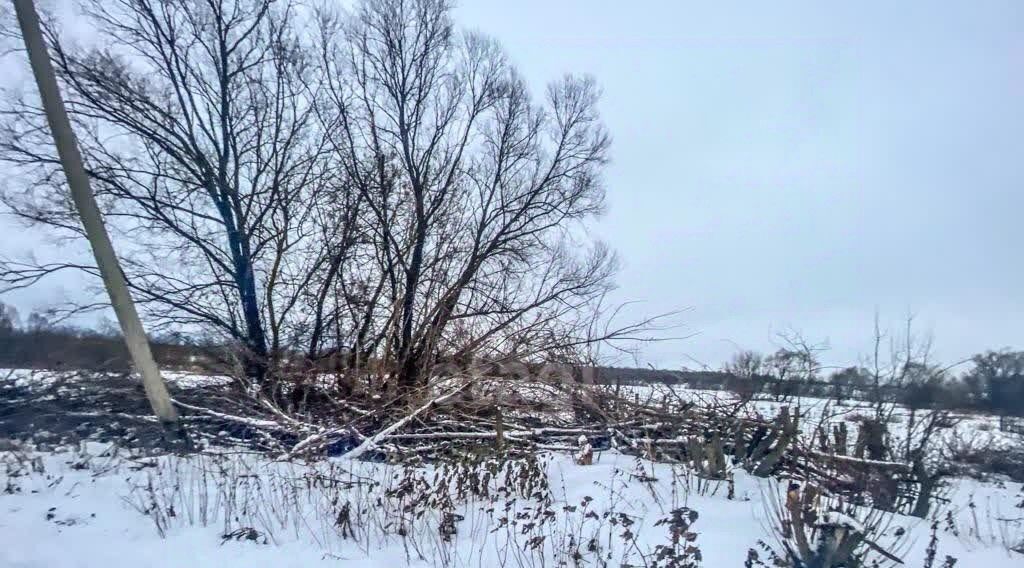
[12,0,178,422]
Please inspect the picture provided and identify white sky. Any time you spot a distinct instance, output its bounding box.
[452,0,1024,369]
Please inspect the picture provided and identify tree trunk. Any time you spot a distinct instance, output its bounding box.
[911,454,936,518]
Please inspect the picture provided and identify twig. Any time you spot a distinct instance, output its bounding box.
[334,381,472,461]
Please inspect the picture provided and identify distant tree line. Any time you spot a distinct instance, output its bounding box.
[0,303,213,372]
[591,324,1024,418]
[4,301,1022,416]
[715,344,1024,417]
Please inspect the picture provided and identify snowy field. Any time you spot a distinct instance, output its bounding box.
[613,382,1022,458]
[2,370,1023,567]
[0,444,1019,568]
[2,444,1021,567]
[0,368,233,390]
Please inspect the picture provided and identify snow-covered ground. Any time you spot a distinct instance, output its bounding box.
[2,370,1023,566]
[1,368,233,390]
[615,383,1021,454]
[1,443,1021,567]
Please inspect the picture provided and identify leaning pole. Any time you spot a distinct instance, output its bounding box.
[11,0,178,423]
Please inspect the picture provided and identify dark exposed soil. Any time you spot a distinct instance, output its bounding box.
[0,371,285,452]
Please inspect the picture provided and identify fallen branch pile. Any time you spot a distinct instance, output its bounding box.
[162,375,925,513]
[0,369,950,516]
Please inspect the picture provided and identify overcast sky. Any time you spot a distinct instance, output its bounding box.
[2,0,1022,370]
[452,0,1024,369]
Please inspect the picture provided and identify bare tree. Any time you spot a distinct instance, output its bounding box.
[0,302,17,333]
[857,313,960,517]
[725,349,765,379]
[862,312,935,421]
[0,0,335,381]
[313,0,616,390]
[762,330,826,402]
[1,0,628,400]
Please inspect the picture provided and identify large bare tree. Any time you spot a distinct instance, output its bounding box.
[313,0,616,389]
[0,0,335,379]
[2,0,628,396]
